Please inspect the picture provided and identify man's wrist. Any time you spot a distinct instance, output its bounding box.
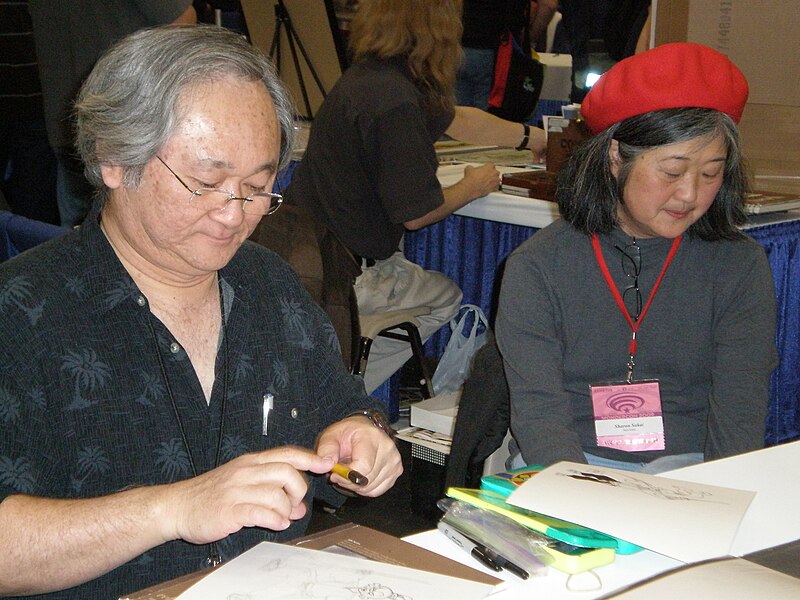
[345,408,396,440]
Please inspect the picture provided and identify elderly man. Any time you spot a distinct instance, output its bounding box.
[0,25,401,599]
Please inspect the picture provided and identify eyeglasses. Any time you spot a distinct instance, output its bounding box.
[156,156,283,216]
[614,239,642,320]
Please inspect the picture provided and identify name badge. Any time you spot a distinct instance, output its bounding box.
[590,381,665,452]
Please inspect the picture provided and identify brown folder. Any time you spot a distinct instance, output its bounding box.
[121,523,499,599]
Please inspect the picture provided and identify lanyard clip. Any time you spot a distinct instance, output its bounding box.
[626,353,636,384]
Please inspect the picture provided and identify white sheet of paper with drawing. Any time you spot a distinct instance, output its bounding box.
[176,541,500,599]
[506,461,755,563]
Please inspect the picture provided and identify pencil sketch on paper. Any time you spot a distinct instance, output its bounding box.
[176,542,495,600]
[257,557,413,600]
[558,468,719,503]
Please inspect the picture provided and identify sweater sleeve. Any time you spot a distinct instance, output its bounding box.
[706,242,777,460]
[496,246,588,466]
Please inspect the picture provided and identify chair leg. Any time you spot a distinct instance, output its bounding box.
[355,322,434,399]
[402,324,434,399]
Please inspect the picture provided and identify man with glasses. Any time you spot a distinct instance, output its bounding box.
[0,26,401,599]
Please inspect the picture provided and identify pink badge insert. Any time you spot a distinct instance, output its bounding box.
[590,381,665,451]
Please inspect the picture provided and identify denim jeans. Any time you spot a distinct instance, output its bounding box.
[55,147,95,227]
[584,451,705,474]
[455,47,496,109]
[509,450,704,474]
[0,118,59,224]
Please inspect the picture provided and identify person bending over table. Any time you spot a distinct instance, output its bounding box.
[0,26,401,599]
[284,0,547,393]
[496,43,777,474]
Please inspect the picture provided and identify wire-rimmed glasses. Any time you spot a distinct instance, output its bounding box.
[614,239,642,320]
[156,156,283,216]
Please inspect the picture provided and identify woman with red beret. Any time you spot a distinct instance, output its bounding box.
[496,43,777,473]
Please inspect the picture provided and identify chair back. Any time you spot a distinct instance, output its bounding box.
[444,331,511,489]
[0,211,70,262]
[249,204,361,369]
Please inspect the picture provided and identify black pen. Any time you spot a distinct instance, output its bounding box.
[437,521,502,572]
[438,520,530,580]
[489,552,530,580]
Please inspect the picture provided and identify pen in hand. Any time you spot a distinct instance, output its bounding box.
[331,463,369,486]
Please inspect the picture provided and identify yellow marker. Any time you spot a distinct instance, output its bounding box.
[331,463,369,486]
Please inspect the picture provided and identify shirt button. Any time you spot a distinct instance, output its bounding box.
[290,408,299,419]
[136,295,146,307]
[169,342,181,354]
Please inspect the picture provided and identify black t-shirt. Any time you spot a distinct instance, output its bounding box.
[285,56,454,260]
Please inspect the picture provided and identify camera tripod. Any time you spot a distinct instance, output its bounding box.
[268,0,328,119]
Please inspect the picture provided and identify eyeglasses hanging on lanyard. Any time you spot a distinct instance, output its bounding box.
[591,234,682,383]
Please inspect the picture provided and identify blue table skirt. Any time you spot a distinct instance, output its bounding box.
[405,216,800,446]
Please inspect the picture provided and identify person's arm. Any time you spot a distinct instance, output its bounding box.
[137,1,197,25]
[0,447,332,595]
[405,104,549,229]
[495,244,587,466]
[530,0,559,51]
[446,106,547,159]
[706,245,777,460]
[404,163,500,230]
[172,5,198,24]
[406,106,546,229]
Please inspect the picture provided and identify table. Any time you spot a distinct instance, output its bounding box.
[406,529,681,599]
[405,173,800,445]
[404,441,800,599]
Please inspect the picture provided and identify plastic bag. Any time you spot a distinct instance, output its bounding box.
[431,304,489,395]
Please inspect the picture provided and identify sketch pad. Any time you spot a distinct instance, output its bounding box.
[506,461,756,563]
[176,541,501,599]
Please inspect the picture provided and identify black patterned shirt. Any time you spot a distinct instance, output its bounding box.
[0,207,383,599]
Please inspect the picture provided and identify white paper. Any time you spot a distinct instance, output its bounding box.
[605,558,800,599]
[662,440,800,556]
[410,391,461,436]
[506,461,755,563]
[177,541,499,599]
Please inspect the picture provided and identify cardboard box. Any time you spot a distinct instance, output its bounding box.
[240,0,345,119]
[653,1,800,181]
[409,391,460,437]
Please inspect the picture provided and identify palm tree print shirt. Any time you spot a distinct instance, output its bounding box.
[0,206,385,599]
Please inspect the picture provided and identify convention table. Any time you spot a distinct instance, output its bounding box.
[405,169,800,445]
[405,441,800,599]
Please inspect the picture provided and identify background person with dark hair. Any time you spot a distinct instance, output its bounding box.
[27,0,197,227]
[0,0,58,224]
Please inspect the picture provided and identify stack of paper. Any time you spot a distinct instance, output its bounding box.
[409,391,460,436]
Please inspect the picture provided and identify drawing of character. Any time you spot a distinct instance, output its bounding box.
[347,582,412,600]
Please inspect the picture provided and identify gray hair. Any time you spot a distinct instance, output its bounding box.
[75,25,296,190]
[557,108,748,241]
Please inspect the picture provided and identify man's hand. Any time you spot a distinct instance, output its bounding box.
[161,446,334,545]
[316,416,403,497]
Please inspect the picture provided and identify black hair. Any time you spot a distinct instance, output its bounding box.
[556,107,748,240]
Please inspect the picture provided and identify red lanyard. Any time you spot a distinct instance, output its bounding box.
[591,233,682,379]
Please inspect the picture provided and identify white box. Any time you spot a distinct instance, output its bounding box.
[409,391,461,437]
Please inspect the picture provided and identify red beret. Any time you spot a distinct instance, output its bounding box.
[580,42,749,134]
